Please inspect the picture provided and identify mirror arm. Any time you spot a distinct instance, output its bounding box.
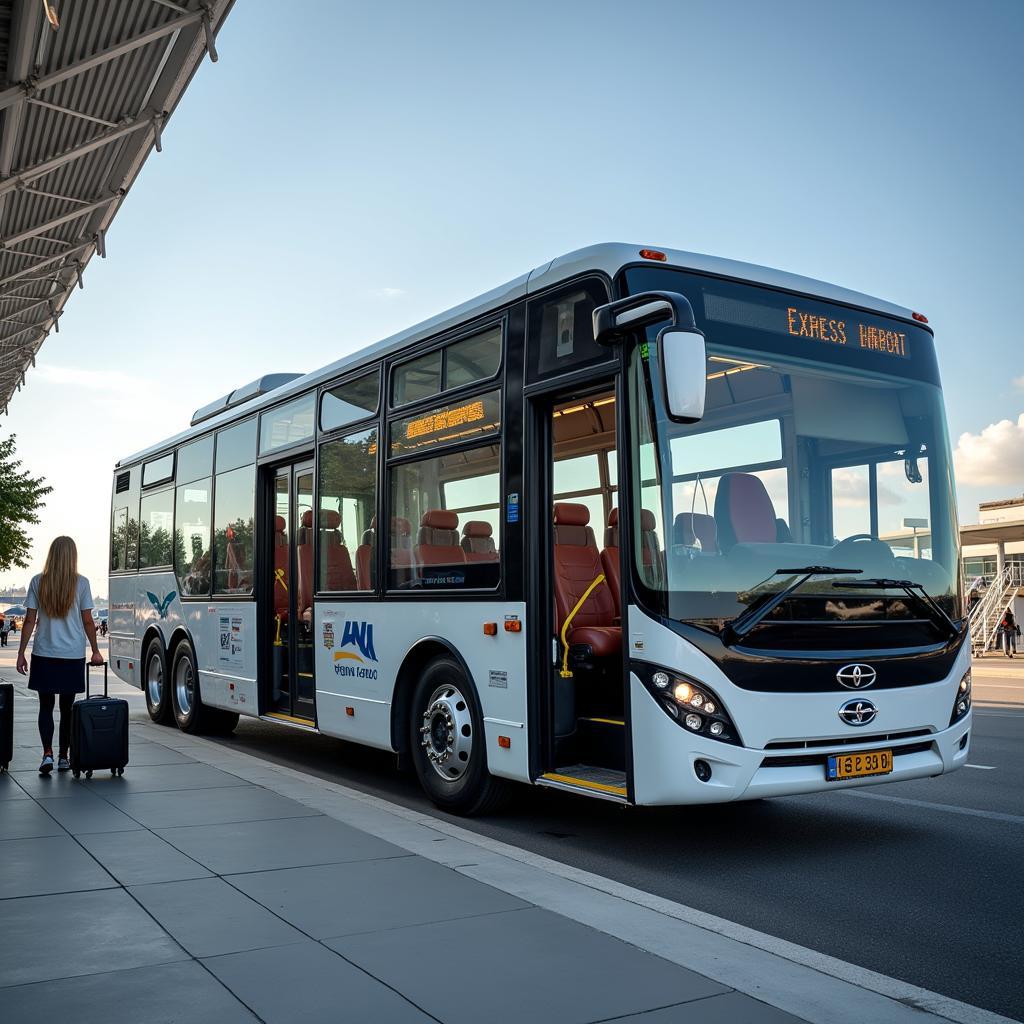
[593,290,699,345]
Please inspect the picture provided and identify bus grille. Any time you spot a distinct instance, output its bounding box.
[763,728,931,751]
[760,740,933,769]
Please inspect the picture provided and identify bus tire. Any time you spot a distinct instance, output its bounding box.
[170,639,215,735]
[409,656,508,816]
[143,637,172,724]
[207,709,239,736]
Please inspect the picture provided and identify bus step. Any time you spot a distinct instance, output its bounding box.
[576,717,626,771]
[539,764,627,801]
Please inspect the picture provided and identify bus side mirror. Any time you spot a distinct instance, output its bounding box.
[659,328,706,423]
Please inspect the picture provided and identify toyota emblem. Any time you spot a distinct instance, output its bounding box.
[837,663,876,689]
[838,699,878,727]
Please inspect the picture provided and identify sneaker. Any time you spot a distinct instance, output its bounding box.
[39,753,54,775]
[57,755,71,772]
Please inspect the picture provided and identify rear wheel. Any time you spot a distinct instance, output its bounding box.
[170,640,238,735]
[143,638,172,724]
[409,657,508,816]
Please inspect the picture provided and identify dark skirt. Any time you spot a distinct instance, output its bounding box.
[28,655,86,695]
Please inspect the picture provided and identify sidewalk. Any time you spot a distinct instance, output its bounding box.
[0,676,1013,1024]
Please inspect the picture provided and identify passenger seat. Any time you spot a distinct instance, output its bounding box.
[355,518,375,591]
[461,520,498,562]
[553,502,620,656]
[714,472,778,551]
[415,510,466,567]
[674,512,719,554]
[317,509,357,592]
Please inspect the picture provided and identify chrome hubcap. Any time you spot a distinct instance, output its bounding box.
[419,683,473,781]
[175,657,194,717]
[146,653,163,708]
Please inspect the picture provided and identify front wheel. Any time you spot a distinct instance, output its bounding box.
[409,657,508,816]
[143,638,172,724]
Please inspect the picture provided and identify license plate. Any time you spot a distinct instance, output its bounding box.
[826,748,892,781]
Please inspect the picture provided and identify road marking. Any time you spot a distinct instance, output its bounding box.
[130,719,1022,1024]
[965,764,996,770]
[841,789,1023,824]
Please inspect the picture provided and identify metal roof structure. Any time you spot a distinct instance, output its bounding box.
[0,0,234,413]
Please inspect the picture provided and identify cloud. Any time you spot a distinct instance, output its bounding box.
[953,413,1024,487]
[369,286,405,299]
[33,364,148,392]
[1014,376,1024,392]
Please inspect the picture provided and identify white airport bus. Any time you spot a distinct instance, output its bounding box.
[109,243,971,814]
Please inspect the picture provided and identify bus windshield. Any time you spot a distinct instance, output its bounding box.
[625,274,961,643]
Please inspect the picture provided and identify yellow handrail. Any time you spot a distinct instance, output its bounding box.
[560,573,606,678]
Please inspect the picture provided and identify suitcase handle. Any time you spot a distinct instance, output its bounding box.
[85,661,108,698]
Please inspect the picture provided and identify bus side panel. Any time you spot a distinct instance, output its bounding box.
[193,602,259,718]
[314,600,530,783]
[108,573,141,687]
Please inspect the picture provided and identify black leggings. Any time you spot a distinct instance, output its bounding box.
[38,692,75,754]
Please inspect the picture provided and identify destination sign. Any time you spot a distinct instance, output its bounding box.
[390,390,501,456]
[786,307,908,359]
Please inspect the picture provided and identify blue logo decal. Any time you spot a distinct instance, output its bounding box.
[147,590,176,620]
[333,619,378,679]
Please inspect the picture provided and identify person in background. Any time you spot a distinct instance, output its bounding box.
[15,537,104,774]
[0,615,8,647]
[999,608,1019,658]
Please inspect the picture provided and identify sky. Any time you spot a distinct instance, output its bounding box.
[3,0,1023,594]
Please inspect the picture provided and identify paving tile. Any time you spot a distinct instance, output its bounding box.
[36,789,144,835]
[0,960,257,1023]
[0,772,29,799]
[327,907,727,1024]
[80,761,249,795]
[128,876,306,957]
[0,798,64,839]
[611,991,806,1023]
[100,785,320,829]
[156,813,408,874]
[78,830,213,885]
[230,856,528,939]
[203,940,433,1023]
[0,888,186,988]
[118,741,197,767]
[0,834,115,899]
[6,768,88,799]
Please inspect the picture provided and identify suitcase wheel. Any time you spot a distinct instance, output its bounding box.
[111,767,124,776]
[85,770,93,779]
[72,770,80,778]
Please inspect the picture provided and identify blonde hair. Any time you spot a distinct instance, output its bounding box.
[39,536,79,619]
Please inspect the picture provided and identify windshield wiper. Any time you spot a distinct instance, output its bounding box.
[723,566,861,645]
[833,578,960,640]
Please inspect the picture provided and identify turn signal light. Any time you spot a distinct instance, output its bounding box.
[483,622,498,636]
[912,311,929,323]
[504,619,522,632]
[639,248,667,261]
[345,707,355,717]
[498,735,511,748]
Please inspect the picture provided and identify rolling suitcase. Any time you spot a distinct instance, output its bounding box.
[0,682,12,772]
[70,663,129,779]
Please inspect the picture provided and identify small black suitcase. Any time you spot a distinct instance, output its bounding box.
[0,682,13,772]
[70,664,129,779]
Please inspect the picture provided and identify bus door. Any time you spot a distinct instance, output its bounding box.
[266,461,316,723]
[529,380,630,799]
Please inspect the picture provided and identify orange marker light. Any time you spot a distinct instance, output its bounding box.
[639,248,667,262]
[498,736,511,749]
[483,622,498,636]
[912,311,929,323]
[345,706,355,717]
[504,619,522,633]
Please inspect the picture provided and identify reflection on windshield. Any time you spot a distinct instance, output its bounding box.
[628,344,961,634]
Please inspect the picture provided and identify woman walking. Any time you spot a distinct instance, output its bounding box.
[1000,608,1019,658]
[15,537,104,774]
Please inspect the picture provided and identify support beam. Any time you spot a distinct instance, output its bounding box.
[26,97,119,129]
[0,192,120,248]
[0,239,95,290]
[0,10,206,113]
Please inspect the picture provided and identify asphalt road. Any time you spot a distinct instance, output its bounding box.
[202,666,1024,1022]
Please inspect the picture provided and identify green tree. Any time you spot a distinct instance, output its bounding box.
[0,434,52,572]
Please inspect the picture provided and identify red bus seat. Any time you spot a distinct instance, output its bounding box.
[389,517,415,585]
[415,510,466,566]
[315,509,357,592]
[714,472,778,551]
[674,512,719,553]
[461,520,498,562]
[601,508,622,615]
[356,517,375,591]
[553,502,620,656]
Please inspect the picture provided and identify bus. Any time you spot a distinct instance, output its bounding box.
[109,243,971,814]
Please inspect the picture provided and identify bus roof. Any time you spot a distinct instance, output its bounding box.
[116,242,920,467]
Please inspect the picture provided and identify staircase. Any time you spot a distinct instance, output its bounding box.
[969,564,1024,655]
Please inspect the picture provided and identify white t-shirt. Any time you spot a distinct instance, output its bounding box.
[26,574,93,659]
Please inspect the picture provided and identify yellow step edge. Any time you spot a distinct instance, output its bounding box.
[581,717,625,726]
[541,772,627,797]
[264,710,315,726]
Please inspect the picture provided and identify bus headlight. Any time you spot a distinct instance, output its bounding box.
[949,669,972,725]
[633,663,741,745]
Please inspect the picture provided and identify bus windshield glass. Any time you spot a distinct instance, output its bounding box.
[624,267,961,643]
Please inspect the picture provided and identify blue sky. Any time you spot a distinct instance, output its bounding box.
[4,0,1023,589]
